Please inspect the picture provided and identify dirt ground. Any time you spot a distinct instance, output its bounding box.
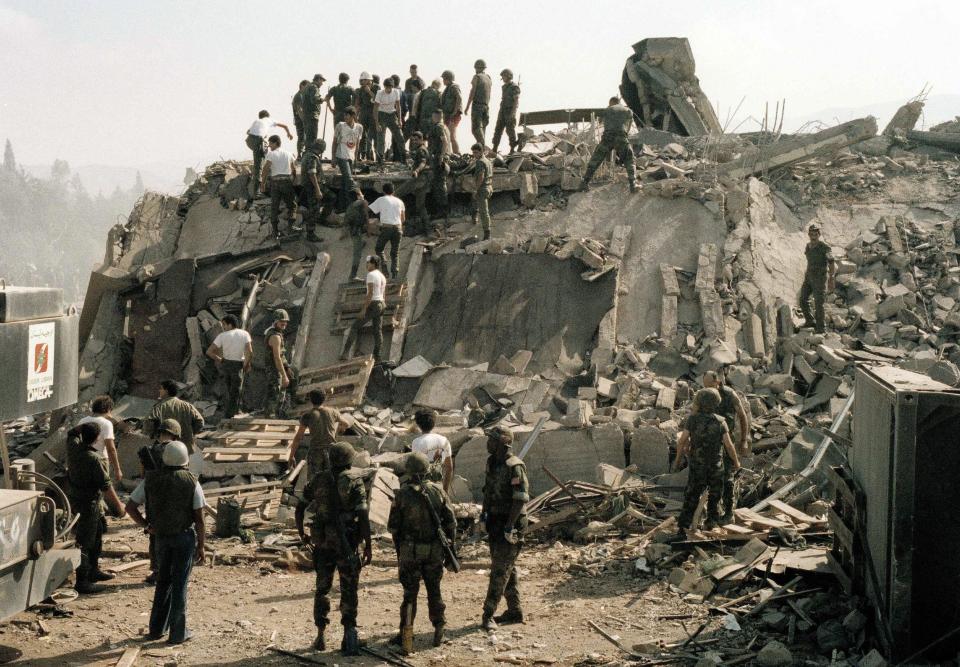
[0,520,714,667]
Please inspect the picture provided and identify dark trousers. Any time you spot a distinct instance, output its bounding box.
[304,115,319,148]
[73,501,104,583]
[221,359,244,418]
[377,112,406,163]
[398,543,446,629]
[492,111,517,152]
[350,233,365,277]
[799,274,827,332]
[583,135,636,185]
[295,118,305,156]
[149,529,196,642]
[359,114,376,160]
[722,454,738,518]
[300,186,322,235]
[246,135,266,196]
[375,225,402,278]
[678,461,724,529]
[336,158,355,212]
[483,515,522,617]
[313,546,361,629]
[344,300,385,360]
[270,177,296,233]
[471,103,489,146]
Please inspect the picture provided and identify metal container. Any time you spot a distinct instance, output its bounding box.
[851,366,960,660]
[0,314,78,421]
[0,286,64,323]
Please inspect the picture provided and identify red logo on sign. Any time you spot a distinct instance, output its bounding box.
[34,344,49,373]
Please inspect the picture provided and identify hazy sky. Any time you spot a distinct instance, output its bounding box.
[1,0,958,176]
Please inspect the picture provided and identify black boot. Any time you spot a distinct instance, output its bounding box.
[494,609,524,625]
[432,624,445,647]
[629,180,638,193]
[483,230,490,241]
[91,570,115,582]
[341,626,359,656]
[313,626,325,651]
[481,614,497,631]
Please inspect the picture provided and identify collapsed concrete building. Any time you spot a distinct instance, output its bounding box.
[7,36,960,663]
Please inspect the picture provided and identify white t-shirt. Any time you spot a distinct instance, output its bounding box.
[335,121,363,161]
[411,433,452,465]
[264,149,296,177]
[248,118,278,138]
[366,269,387,302]
[130,477,207,509]
[78,415,115,456]
[213,328,252,362]
[370,195,405,227]
[375,88,401,110]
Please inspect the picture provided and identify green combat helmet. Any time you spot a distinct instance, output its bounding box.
[485,425,514,445]
[694,387,721,413]
[441,70,454,81]
[474,59,486,69]
[500,68,513,79]
[159,418,182,438]
[273,309,290,322]
[329,442,355,468]
[406,452,430,476]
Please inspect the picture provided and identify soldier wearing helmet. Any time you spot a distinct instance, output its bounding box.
[465,59,493,147]
[440,70,463,154]
[492,68,521,155]
[137,417,183,585]
[800,222,837,333]
[264,309,292,418]
[387,452,457,654]
[297,442,372,655]
[703,369,750,524]
[673,388,741,538]
[480,425,529,631]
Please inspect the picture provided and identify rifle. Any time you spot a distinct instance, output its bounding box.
[323,450,361,570]
[418,483,460,573]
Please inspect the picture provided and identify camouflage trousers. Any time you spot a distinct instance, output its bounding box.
[473,189,491,233]
[492,110,517,152]
[313,546,361,629]
[799,274,827,333]
[482,516,522,617]
[583,135,636,185]
[722,453,738,518]
[471,103,489,146]
[73,500,104,583]
[264,365,295,418]
[397,542,447,628]
[678,459,724,529]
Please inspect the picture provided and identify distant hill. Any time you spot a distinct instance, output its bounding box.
[21,162,186,196]
[785,94,960,133]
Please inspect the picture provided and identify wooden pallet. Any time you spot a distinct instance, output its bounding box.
[200,426,296,462]
[293,356,375,414]
[205,480,284,518]
[330,282,406,333]
[218,418,300,434]
[826,465,864,594]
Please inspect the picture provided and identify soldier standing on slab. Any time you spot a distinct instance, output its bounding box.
[580,97,637,193]
[403,64,425,128]
[246,110,294,200]
[388,453,458,654]
[470,143,494,240]
[299,138,326,242]
[480,426,529,631]
[408,131,431,234]
[341,256,387,362]
[465,59,493,148]
[146,380,205,454]
[301,74,326,148]
[327,73,356,159]
[264,309,292,417]
[415,79,442,139]
[288,389,349,476]
[702,370,750,523]
[344,188,371,280]
[67,422,126,595]
[799,222,837,333]
[206,315,253,419]
[296,443,372,655]
[440,70,462,154]
[491,69,520,155]
[293,79,309,157]
[356,73,377,161]
[427,108,451,229]
[374,77,405,164]
[260,135,300,238]
[673,389,741,538]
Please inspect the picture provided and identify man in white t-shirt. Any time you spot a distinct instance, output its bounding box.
[246,110,293,199]
[411,409,454,493]
[374,77,405,164]
[78,394,123,482]
[369,181,405,279]
[334,107,364,212]
[260,135,299,239]
[341,255,387,361]
[206,314,253,418]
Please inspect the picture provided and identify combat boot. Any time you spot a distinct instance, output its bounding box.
[483,230,490,241]
[494,609,524,625]
[481,614,498,631]
[719,512,734,526]
[341,626,360,656]
[75,579,107,595]
[91,570,116,582]
[312,627,325,651]
[665,528,687,544]
[629,181,638,193]
[400,624,414,655]
[432,624,445,647]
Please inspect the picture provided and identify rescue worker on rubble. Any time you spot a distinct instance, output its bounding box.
[427,108,452,229]
[480,425,529,631]
[388,452,458,654]
[403,64,426,128]
[299,137,326,243]
[246,110,294,200]
[206,314,253,419]
[301,74,327,149]
[295,442,372,655]
[341,255,387,362]
[356,73,377,161]
[491,68,521,155]
[344,188,371,281]
[440,70,463,154]
[137,418,183,585]
[288,388,350,476]
[146,379,205,454]
[408,131,432,234]
[799,222,837,334]
[261,134,300,239]
[264,309,293,418]
[126,440,206,645]
[410,408,454,494]
[580,96,637,193]
[464,59,493,148]
[68,421,126,595]
[673,389,742,538]
[702,370,750,524]
[470,143,494,240]
[414,79,442,141]
[293,79,309,157]
[326,73,356,158]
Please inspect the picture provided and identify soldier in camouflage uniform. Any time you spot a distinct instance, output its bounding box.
[440,70,462,154]
[264,309,292,418]
[799,223,837,334]
[408,131,431,233]
[293,79,308,157]
[673,389,741,537]
[465,59,493,148]
[302,74,326,149]
[470,143,494,240]
[356,73,377,161]
[415,79,442,136]
[703,370,750,523]
[480,426,529,631]
[296,443,372,655]
[300,138,326,242]
[388,453,458,654]
[580,97,638,193]
[427,109,451,228]
[491,69,521,155]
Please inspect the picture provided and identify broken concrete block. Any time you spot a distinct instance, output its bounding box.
[519,173,538,208]
[659,264,680,296]
[490,355,519,375]
[756,640,793,667]
[726,365,752,392]
[699,290,724,339]
[656,387,676,410]
[528,236,549,253]
[661,296,678,338]
[793,355,818,385]
[743,313,765,357]
[759,373,793,394]
[597,377,619,399]
[694,243,718,291]
[615,409,641,428]
[509,350,533,375]
[577,386,598,400]
[631,426,670,476]
[563,400,594,428]
[576,243,605,270]
[776,303,794,338]
[816,344,846,372]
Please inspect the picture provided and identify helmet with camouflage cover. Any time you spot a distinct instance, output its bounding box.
[441,70,454,81]
[694,388,722,413]
[500,68,513,78]
[329,442,355,468]
[159,418,182,438]
[485,424,514,445]
[406,452,430,476]
[474,59,486,69]
[273,309,290,322]
[312,138,327,153]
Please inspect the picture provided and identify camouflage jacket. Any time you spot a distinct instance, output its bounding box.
[499,82,521,115]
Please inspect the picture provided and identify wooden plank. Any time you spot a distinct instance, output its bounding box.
[389,246,425,364]
[828,507,854,550]
[105,559,151,574]
[207,431,294,442]
[767,499,826,525]
[734,507,792,529]
[203,480,284,495]
[115,646,140,667]
[290,252,331,369]
[202,447,289,456]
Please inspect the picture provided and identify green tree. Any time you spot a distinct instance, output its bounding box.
[2,139,15,172]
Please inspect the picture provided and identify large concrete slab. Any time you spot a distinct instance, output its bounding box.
[413,367,551,413]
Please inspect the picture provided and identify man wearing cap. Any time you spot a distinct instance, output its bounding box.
[374,77,405,164]
[388,452,457,654]
[126,441,206,645]
[470,143,494,240]
[480,426,529,630]
[67,422,126,595]
[293,79,309,157]
[440,71,462,154]
[246,110,294,200]
[299,137,326,242]
[138,418,182,585]
[341,256,387,362]
[344,188,371,281]
[302,74,327,149]
[491,69,521,155]
[356,73,377,161]
[579,97,637,193]
[289,388,350,476]
[265,309,292,418]
[465,59,493,148]
[334,107,364,213]
[296,442,372,655]
[799,223,836,334]
[146,380,205,454]
[207,315,253,419]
